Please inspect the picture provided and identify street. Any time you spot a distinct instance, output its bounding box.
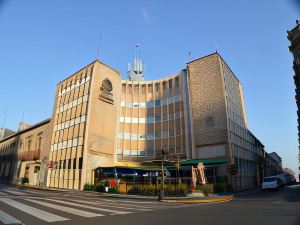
[0,184,299,225]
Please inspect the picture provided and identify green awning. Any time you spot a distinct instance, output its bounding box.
[180,158,228,166]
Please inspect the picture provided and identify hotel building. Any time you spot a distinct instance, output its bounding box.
[0,52,265,191]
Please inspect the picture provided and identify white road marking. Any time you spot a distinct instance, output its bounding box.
[65,199,152,211]
[0,209,22,225]
[25,198,104,218]
[0,198,69,222]
[35,198,132,215]
[93,198,158,204]
[2,190,28,196]
[0,192,9,196]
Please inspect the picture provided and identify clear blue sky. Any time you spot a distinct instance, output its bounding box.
[0,0,299,175]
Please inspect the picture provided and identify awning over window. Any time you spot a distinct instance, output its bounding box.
[180,158,228,166]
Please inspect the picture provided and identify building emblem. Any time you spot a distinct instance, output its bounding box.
[99,78,114,104]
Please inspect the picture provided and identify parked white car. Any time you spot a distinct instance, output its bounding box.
[261,177,281,190]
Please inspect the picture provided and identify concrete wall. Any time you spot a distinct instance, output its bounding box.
[82,61,121,188]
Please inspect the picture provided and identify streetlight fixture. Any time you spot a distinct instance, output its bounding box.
[160,149,166,200]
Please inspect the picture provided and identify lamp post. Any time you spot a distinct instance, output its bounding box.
[160,149,165,200]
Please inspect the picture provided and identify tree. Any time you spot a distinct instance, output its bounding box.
[283,168,295,176]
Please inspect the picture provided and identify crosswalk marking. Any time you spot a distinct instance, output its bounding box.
[0,198,69,222]
[0,192,9,196]
[68,199,152,211]
[0,209,22,225]
[25,198,104,218]
[33,198,132,215]
[94,198,158,205]
[2,190,28,196]
[70,198,158,209]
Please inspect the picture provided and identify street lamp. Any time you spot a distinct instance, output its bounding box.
[160,149,166,200]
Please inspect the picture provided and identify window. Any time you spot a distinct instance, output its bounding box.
[162,81,167,90]
[142,85,146,93]
[78,158,83,169]
[162,130,168,138]
[205,116,215,127]
[155,83,160,92]
[155,132,161,139]
[155,116,161,122]
[128,84,132,93]
[148,84,153,93]
[73,158,77,169]
[27,140,32,151]
[162,114,168,121]
[175,77,179,87]
[169,79,173,89]
[169,130,174,137]
[37,137,42,150]
[154,100,161,107]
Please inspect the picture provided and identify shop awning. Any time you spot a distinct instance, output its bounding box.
[180,158,228,166]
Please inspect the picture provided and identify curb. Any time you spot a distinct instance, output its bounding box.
[160,195,234,203]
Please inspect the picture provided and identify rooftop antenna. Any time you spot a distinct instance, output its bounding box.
[97,33,102,60]
[1,108,7,131]
[19,110,25,131]
[214,40,218,53]
[188,51,192,62]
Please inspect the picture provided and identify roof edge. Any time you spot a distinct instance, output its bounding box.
[0,118,51,143]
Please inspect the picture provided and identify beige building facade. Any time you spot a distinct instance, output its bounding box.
[0,52,265,191]
[0,119,51,186]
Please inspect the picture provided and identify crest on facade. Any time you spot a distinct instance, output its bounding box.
[99,78,114,104]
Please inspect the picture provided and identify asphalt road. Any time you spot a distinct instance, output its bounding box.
[0,183,299,225]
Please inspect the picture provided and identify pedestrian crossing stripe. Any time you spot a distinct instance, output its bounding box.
[0,209,22,225]
[0,198,69,222]
[1,189,28,196]
[66,199,152,211]
[30,197,132,215]
[25,198,104,218]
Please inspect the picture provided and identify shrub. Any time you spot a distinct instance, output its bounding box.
[94,183,105,192]
[108,185,119,193]
[83,183,94,191]
[127,184,158,196]
[127,183,191,196]
[200,184,214,196]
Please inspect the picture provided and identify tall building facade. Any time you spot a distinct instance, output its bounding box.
[287,21,300,180]
[0,52,266,191]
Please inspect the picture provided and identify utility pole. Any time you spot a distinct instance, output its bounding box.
[160,149,165,200]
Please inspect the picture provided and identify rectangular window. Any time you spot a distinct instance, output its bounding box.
[155,132,161,139]
[73,158,77,169]
[78,158,83,169]
[155,83,160,92]
[142,85,146,93]
[148,84,153,93]
[155,116,161,122]
[154,100,161,107]
[175,77,179,87]
[169,79,173,89]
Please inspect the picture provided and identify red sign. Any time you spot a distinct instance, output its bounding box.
[48,161,57,169]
